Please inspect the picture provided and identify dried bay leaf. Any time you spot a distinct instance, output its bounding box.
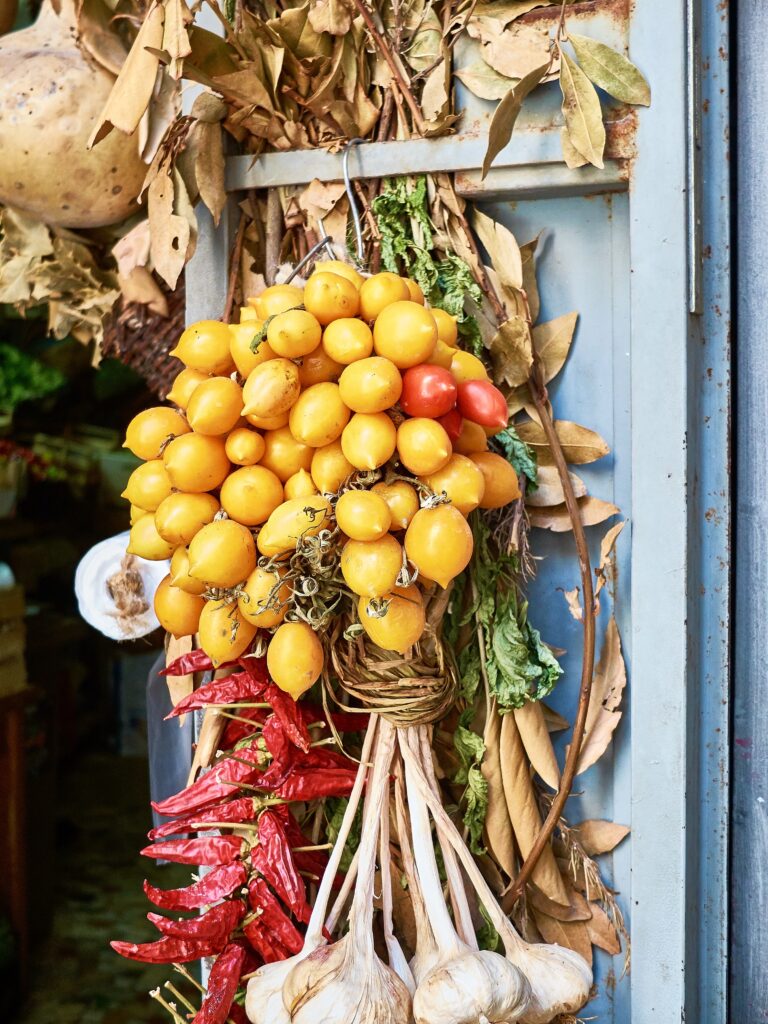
[533,909,593,966]
[118,267,168,316]
[162,0,192,79]
[308,0,353,37]
[558,48,605,169]
[513,701,560,790]
[500,713,570,905]
[541,702,569,733]
[596,519,626,596]
[569,33,651,107]
[489,317,533,387]
[520,234,540,322]
[473,210,523,290]
[528,496,619,533]
[561,126,588,169]
[525,464,586,507]
[561,586,583,622]
[77,0,128,77]
[528,883,593,922]
[532,310,578,382]
[575,819,630,857]
[455,61,517,102]
[587,901,622,955]
[575,616,626,774]
[482,701,518,879]
[148,167,194,290]
[482,61,549,178]
[515,419,610,466]
[89,1,165,145]
[483,24,552,81]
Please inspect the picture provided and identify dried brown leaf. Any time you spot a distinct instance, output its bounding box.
[482,61,549,178]
[525,465,586,507]
[533,310,578,383]
[520,234,540,322]
[559,47,606,169]
[165,635,194,725]
[533,909,593,966]
[193,121,226,226]
[575,616,626,774]
[595,519,626,596]
[118,267,168,316]
[148,168,194,290]
[575,819,630,857]
[515,419,610,466]
[561,126,588,169]
[528,884,592,922]
[473,0,557,21]
[162,0,192,78]
[89,1,165,145]
[308,0,353,36]
[540,702,569,733]
[77,0,128,77]
[586,901,622,954]
[473,210,524,291]
[482,701,518,879]
[455,60,516,102]
[483,24,553,80]
[489,316,533,387]
[569,33,651,106]
[528,496,620,533]
[561,586,583,622]
[513,701,560,789]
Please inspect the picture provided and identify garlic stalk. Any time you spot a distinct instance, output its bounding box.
[401,727,531,1024]
[379,771,417,994]
[245,716,379,1024]
[399,733,592,1024]
[282,719,411,1023]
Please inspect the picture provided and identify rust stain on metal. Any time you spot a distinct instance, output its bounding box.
[605,110,637,160]
[519,0,628,25]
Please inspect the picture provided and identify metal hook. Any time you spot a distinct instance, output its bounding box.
[285,235,335,283]
[343,137,366,265]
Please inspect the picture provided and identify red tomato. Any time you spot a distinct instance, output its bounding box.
[437,407,463,442]
[456,379,508,429]
[400,365,457,418]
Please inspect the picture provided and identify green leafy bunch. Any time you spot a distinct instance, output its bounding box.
[0,343,65,413]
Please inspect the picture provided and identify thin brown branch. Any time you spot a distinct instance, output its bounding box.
[348,0,427,136]
[223,211,247,323]
[445,184,508,323]
[265,188,282,286]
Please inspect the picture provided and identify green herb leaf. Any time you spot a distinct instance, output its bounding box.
[325,796,362,872]
[454,709,488,854]
[492,425,538,486]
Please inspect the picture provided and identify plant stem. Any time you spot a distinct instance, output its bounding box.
[223,211,247,323]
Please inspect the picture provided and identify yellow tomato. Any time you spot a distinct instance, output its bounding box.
[451,350,489,384]
[188,519,257,588]
[404,278,425,304]
[186,377,244,436]
[423,454,486,516]
[427,340,455,370]
[311,259,364,290]
[267,622,324,698]
[170,546,206,595]
[166,367,208,410]
[154,492,220,546]
[170,320,234,375]
[357,584,425,653]
[338,356,402,414]
[199,599,257,667]
[289,383,350,447]
[129,504,148,526]
[397,418,452,476]
[239,306,258,322]
[341,412,397,471]
[453,419,488,456]
[220,466,284,527]
[284,468,318,500]
[359,272,410,322]
[260,426,313,482]
[373,301,438,369]
[245,410,289,431]
[229,323,273,378]
[341,535,402,598]
[257,496,333,557]
[304,272,359,326]
[126,515,175,561]
[471,452,522,509]
[242,359,301,419]
[238,565,292,628]
[371,481,420,530]
[163,434,230,493]
[310,441,354,494]
[124,407,190,461]
[154,575,205,638]
[298,344,344,387]
[250,284,304,320]
[321,318,373,365]
[267,309,322,359]
[335,490,392,541]
[430,307,459,347]
[225,427,265,467]
[405,505,473,588]
[122,459,172,511]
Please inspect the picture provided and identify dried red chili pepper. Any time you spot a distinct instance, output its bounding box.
[193,943,247,1024]
[143,863,248,911]
[166,672,267,720]
[152,741,266,817]
[225,1003,249,1024]
[221,707,269,749]
[251,810,310,923]
[275,768,357,802]
[148,899,245,940]
[141,835,244,866]
[244,878,304,962]
[111,934,222,964]
[271,805,330,879]
[149,797,261,841]
[162,649,220,676]
[262,682,311,752]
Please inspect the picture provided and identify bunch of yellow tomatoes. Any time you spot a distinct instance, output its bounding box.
[122,262,521,699]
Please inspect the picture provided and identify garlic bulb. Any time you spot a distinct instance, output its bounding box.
[400,731,592,1024]
[283,722,412,1024]
[246,718,380,1024]
[401,728,531,1024]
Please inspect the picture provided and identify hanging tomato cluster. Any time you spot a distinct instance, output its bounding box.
[122,261,520,696]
